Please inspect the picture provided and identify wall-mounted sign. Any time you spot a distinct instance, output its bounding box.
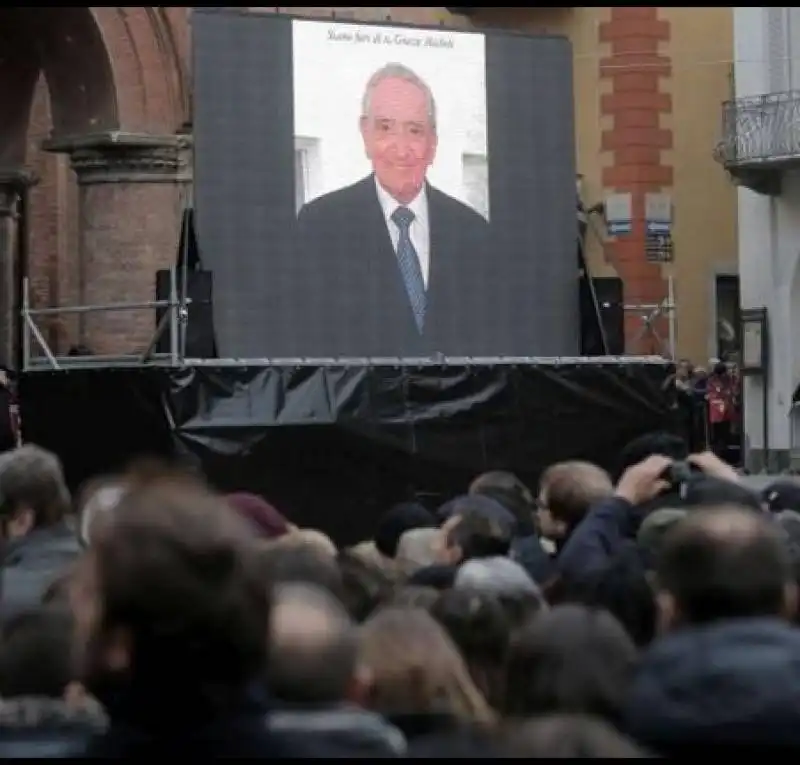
[605,193,632,236]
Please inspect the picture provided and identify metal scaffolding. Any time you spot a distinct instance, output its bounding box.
[20,179,194,372]
[20,267,189,371]
[623,272,677,360]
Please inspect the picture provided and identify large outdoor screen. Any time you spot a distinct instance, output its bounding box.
[193,9,578,359]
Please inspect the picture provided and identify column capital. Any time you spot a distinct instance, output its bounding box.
[44,132,191,185]
[0,168,36,217]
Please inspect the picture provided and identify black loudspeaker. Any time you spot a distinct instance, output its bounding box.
[155,270,216,358]
[580,276,625,357]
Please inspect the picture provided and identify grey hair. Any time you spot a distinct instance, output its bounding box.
[361,62,437,130]
[455,556,545,604]
[79,484,126,547]
[0,444,71,525]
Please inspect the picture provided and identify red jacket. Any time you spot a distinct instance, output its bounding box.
[707,375,735,424]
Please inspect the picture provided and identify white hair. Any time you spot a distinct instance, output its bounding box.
[396,527,439,576]
[79,484,126,546]
[361,62,437,129]
[455,556,545,603]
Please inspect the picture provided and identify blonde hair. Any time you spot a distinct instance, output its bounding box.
[540,461,613,527]
[359,607,495,725]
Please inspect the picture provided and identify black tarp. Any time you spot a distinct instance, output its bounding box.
[20,361,676,544]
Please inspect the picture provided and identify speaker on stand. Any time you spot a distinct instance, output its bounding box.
[577,198,625,356]
[155,207,217,359]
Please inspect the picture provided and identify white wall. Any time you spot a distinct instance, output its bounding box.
[734,7,800,459]
[292,20,487,216]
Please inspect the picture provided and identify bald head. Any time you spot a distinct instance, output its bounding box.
[268,583,358,704]
[657,505,794,626]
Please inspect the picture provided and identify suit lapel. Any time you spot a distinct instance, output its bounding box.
[424,184,448,326]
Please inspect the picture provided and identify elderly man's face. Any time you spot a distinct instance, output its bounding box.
[360,77,437,205]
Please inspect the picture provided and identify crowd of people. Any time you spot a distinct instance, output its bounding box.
[669,358,741,462]
[0,432,798,756]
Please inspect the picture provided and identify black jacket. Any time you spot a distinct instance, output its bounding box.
[293,175,497,357]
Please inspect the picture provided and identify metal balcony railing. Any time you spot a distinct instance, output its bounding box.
[715,90,800,170]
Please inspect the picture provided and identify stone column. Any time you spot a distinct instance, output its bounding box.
[0,170,35,368]
[48,133,189,356]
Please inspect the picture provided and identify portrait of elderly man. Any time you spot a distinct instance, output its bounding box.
[293,62,494,358]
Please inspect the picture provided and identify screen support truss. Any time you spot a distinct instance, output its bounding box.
[20,268,190,371]
[20,182,194,372]
[624,272,676,359]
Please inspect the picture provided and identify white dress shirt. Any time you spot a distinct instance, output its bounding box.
[375,178,430,289]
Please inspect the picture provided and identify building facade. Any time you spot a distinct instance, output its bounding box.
[2,7,735,366]
[719,7,800,470]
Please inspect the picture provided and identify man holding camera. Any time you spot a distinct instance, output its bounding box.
[554,440,754,585]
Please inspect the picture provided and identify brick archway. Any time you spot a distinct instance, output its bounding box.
[0,8,117,166]
[0,7,188,167]
[0,7,189,363]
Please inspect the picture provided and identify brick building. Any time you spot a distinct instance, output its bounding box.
[1,7,736,366]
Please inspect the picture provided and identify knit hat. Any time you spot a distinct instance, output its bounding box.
[226,492,289,539]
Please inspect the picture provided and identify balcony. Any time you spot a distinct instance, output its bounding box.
[715,91,800,195]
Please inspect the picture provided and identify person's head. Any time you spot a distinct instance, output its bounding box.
[0,445,71,539]
[360,63,437,204]
[637,508,688,559]
[455,556,546,632]
[537,461,613,541]
[436,493,517,530]
[681,475,761,511]
[271,527,337,558]
[358,606,494,725]
[77,479,126,547]
[430,588,509,709]
[504,604,638,723]
[655,504,796,630]
[374,501,435,559]
[676,359,693,380]
[395,527,440,576]
[70,477,271,720]
[257,539,344,602]
[469,470,537,535]
[337,549,396,622]
[437,509,512,566]
[617,432,688,480]
[267,582,360,705]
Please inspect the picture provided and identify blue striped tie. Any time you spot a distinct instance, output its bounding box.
[391,206,426,332]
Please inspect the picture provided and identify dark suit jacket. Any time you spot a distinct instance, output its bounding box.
[292,175,496,358]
